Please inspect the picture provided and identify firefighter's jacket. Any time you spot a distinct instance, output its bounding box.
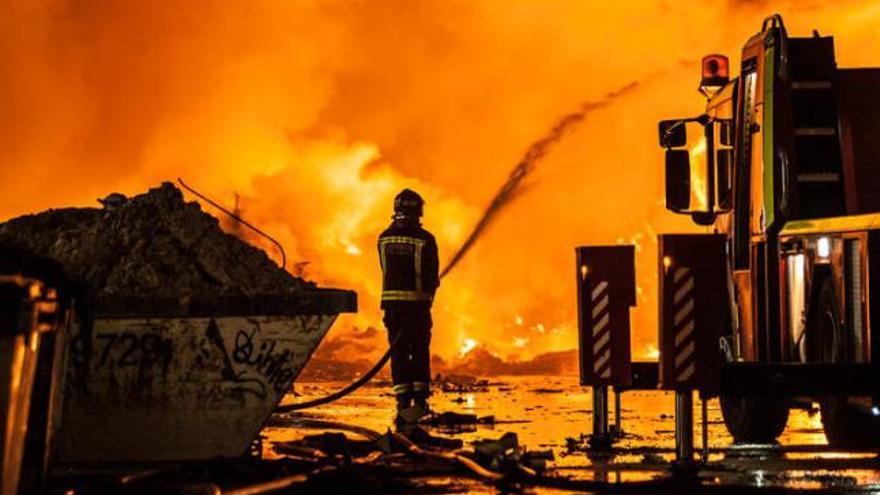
[378,222,440,309]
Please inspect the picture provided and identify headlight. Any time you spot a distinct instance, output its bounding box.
[817,237,831,259]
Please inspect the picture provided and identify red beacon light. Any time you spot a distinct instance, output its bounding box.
[700,54,729,96]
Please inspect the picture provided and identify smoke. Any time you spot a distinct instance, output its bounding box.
[440,81,639,279]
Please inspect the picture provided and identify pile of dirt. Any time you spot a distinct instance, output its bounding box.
[0,182,313,300]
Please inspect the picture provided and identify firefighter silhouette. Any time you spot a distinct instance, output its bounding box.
[378,188,440,422]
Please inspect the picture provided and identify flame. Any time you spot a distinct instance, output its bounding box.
[689,135,710,210]
[459,337,479,357]
[2,1,879,366]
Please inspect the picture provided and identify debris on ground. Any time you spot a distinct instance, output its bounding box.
[55,414,872,494]
[0,182,313,301]
[277,432,378,460]
[57,456,469,495]
[420,411,495,427]
[473,432,554,473]
[271,414,548,481]
[563,431,648,457]
[435,373,490,393]
[531,388,565,394]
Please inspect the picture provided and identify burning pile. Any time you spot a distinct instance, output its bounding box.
[0,182,313,300]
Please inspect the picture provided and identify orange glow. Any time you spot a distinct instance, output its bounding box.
[2,2,880,366]
[28,283,42,300]
[689,135,710,210]
[459,338,479,357]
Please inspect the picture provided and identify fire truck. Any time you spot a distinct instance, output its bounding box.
[654,15,880,447]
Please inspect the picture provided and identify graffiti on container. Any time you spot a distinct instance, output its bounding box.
[65,324,92,396]
[231,326,297,394]
[96,331,173,368]
[202,378,267,402]
[64,316,308,404]
[203,319,271,401]
[64,322,174,397]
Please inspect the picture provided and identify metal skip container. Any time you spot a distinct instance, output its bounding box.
[0,184,359,465]
[54,290,356,464]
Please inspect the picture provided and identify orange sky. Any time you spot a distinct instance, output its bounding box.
[3,0,879,361]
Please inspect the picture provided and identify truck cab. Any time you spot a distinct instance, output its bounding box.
[659,15,880,447]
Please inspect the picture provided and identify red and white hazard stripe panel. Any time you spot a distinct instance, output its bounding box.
[575,244,636,387]
[671,266,696,384]
[657,234,726,392]
[591,280,611,380]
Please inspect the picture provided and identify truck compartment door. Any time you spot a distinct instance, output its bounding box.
[575,245,635,387]
[659,234,728,394]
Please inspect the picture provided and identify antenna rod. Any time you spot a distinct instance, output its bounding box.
[177,178,287,269]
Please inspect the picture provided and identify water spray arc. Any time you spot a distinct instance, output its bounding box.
[440,80,639,278]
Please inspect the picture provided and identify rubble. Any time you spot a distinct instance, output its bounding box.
[436,373,490,393]
[473,432,553,473]
[0,182,313,301]
[420,411,495,427]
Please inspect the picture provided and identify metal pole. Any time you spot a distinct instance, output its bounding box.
[701,396,709,463]
[590,385,610,449]
[614,388,622,434]
[593,385,608,437]
[674,390,694,466]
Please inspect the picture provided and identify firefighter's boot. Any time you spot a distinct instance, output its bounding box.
[396,393,412,412]
[413,394,431,416]
[394,394,413,430]
[397,395,431,430]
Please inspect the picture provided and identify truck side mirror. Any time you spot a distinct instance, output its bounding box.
[665,150,691,211]
[717,148,734,209]
[659,120,686,148]
[719,121,734,146]
[714,119,734,211]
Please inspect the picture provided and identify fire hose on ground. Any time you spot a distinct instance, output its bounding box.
[275,333,402,412]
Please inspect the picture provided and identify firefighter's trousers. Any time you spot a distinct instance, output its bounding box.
[383,304,432,399]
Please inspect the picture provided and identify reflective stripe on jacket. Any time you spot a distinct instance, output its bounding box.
[378,223,439,307]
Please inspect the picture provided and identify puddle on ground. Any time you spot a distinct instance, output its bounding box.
[266,374,880,492]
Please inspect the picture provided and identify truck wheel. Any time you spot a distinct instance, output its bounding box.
[808,276,880,448]
[820,398,880,449]
[720,395,789,443]
[719,287,788,444]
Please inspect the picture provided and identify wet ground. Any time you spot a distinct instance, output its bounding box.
[269,374,880,493]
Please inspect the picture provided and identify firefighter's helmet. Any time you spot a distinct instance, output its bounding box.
[393,189,424,218]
